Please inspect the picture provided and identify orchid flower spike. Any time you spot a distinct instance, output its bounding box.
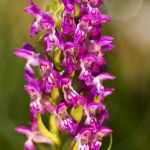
[14,0,116,149]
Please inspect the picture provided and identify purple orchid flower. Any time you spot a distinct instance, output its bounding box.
[87,86,115,104]
[56,103,78,135]
[74,15,91,43]
[39,60,54,76]
[76,43,87,59]
[100,14,111,23]
[24,69,44,92]
[100,88,115,102]
[62,42,77,74]
[87,12,111,42]
[98,36,115,51]
[44,30,60,52]
[24,83,55,117]
[87,3,101,24]
[91,73,115,94]
[33,8,60,53]
[25,1,60,52]
[88,43,108,74]
[89,16,110,42]
[84,102,102,133]
[30,99,45,117]
[24,0,54,37]
[98,104,109,126]
[39,16,55,32]
[14,48,43,75]
[46,102,78,135]
[90,126,112,150]
[75,128,92,150]
[89,23,102,42]
[61,78,82,108]
[24,85,45,117]
[89,17,111,42]
[61,4,76,35]
[41,19,61,52]
[39,60,62,93]
[81,0,109,42]
[15,118,54,150]
[78,55,97,85]
[24,85,41,100]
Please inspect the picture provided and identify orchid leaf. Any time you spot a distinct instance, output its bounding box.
[62,138,74,150]
[37,113,61,146]
[51,87,62,106]
[73,141,79,150]
[53,47,63,71]
[49,114,59,136]
[53,5,64,29]
[70,104,83,122]
[46,0,61,13]
[68,71,75,80]
[38,35,44,46]
[72,75,83,92]
[74,3,81,19]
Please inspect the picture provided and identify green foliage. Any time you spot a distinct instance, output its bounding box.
[37,113,61,146]
[70,104,83,122]
[53,47,63,71]
[62,138,74,150]
[72,141,79,150]
[51,87,63,106]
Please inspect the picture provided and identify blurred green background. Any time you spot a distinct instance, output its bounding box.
[0,0,150,149]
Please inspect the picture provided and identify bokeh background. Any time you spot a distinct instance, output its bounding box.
[0,0,150,149]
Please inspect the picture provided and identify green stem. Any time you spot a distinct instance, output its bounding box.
[107,133,113,150]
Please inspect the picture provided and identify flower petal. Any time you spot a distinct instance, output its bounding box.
[14,126,31,136]
[14,49,33,60]
[101,14,111,23]
[24,139,36,150]
[103,88,115,98]
[94,73,116,82]
[40,19,55,30]
[24,0,42,17]
[33,132,54,145]
[30,20,40,37]
[98,126,113,137]
[22,43,34,51]
[30,100,45,117]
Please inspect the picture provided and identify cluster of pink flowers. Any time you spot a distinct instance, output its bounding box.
[14,0,115,149]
